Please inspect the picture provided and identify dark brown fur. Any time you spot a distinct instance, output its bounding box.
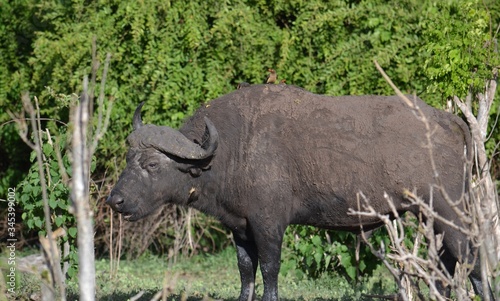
[108,84,489,301]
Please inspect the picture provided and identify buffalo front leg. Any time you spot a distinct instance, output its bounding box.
[234,236,259,301]
[253,224,285,301]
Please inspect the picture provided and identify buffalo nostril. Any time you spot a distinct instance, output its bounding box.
[106,195,124,210]
[115,197,124,205]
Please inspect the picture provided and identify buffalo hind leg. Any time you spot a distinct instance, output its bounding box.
[437,248,456,298]
[439,236,493,299]
[468,255,494,300]
[234,236,259,301]
[441,249,494,299]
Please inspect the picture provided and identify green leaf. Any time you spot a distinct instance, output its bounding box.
[90,156,97,173]
[49,196,57,209]
[311,235,322,247]
[32,185,40,196]
[324,255,332,269]
[345,266,357,280]
[21,194,29,203]
[55,216,65,227]
[340,252,352,268]
[43,143,54,156]
[67,266,77,278]
[68,227,77,238]
[359,259,367,272]
[30,151,37,163]
[58,201,68,210]
[34,218,43,229]
[313,252,323,266]
[380,30,392,42]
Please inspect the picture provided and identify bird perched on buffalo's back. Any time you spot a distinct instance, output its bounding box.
[266,69,277,84]
[279,79,286,85]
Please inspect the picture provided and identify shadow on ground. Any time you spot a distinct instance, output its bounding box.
[68,291,397,301]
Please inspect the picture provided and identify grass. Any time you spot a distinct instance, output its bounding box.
[79,247,397,300]
[8,247,398,300]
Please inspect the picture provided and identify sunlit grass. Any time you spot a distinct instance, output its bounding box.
[11,247,397,300]
[75,247,396,300]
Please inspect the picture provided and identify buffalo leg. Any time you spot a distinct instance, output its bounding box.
[436,216,493,300]
[234,236,259,301]
[437,248,456,297]
[440,247,494,299]
[252,224,285,301]
[469,259,494,300]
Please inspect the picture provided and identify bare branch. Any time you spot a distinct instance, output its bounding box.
[19,92,67,300]
[71,76,96,301]
[54,135,70,184]
[374,60,414,108]
[90,52,113,155]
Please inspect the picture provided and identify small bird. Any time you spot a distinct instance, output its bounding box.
[279,79,286,84]
[266,68,277,84]
[237,82,251,89]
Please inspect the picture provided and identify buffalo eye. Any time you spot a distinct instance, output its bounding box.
[145,162,159,171]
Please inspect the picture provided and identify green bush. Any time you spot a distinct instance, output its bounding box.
[18,127,80,278]
[422,0,500,102]
[281,226,387,280]
[1,0,499,280]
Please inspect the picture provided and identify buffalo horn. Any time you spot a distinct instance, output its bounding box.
[133,117,219,160]
[133,102,145,130]
[165,117,218,160]
[199,116,219,158]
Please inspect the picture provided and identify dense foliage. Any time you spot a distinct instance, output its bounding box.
[1,0,498,280]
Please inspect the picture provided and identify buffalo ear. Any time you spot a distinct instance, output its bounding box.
[177,163,206,177]
[188,167,202,177]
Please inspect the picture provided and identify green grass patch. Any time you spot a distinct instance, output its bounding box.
[9,247,397,300]
[78,247,397,300]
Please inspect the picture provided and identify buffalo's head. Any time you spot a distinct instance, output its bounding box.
[106,102,218,221]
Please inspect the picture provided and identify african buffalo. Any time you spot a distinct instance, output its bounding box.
[107,84,489,300]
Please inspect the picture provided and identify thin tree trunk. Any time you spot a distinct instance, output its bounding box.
[453,68,499,299]
[71,76,95,301]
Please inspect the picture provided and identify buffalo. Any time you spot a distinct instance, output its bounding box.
[107,84,489,300]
